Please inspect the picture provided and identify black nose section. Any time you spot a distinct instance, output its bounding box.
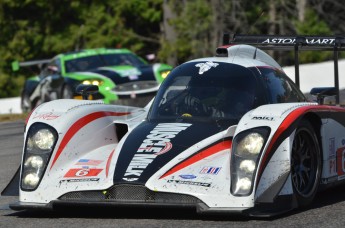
[113,121,228,185]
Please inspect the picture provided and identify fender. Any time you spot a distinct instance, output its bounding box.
[234,102,318,201]
[27,99,147,170]
[18,99,148,203]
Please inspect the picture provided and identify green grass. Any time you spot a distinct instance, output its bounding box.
[0,113,28,122]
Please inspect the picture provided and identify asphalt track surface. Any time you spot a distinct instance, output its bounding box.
[1,121,345,227]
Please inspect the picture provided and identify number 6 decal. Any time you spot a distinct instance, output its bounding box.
[64,168,103,177]
[76,169,89,176]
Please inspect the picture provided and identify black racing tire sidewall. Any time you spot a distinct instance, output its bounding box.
[291,119,322,208]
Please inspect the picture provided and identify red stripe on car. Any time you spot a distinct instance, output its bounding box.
[160,140,232,179]
[50,111,130,170]
[257,105,345,180]
[106,149,115,178]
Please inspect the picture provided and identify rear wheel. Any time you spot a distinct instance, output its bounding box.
[291,119,321,207]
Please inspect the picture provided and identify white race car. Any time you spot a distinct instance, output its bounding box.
[3,34,345,217]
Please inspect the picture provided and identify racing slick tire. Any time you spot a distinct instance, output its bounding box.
[291,119,322,208]
[62,84,74,99]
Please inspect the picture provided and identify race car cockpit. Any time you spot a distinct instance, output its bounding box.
[149,61,259,121]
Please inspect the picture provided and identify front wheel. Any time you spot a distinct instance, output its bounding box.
[291,119,321,208]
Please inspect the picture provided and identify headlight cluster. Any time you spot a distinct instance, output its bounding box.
[230,128,270,196]
[21,123,58,191]
[82,79,103,86]
[160,70,171,79]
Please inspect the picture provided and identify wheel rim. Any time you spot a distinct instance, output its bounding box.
[291,128,318,198]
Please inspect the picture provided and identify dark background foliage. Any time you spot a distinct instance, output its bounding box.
[0,0,343,98]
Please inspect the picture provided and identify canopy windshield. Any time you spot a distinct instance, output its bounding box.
[148,61,259,122]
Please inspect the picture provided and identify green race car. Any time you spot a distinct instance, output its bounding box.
[14,48,172,112]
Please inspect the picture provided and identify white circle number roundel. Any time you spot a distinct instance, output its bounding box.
[75,169,89,177]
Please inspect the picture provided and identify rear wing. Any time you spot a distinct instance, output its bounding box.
[12,59,50,71]
[222,34,345,104]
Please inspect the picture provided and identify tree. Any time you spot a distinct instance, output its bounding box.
[0,0,165,98]
[0,0,341,98]
[161,0,232,65]
[311,0,345,35]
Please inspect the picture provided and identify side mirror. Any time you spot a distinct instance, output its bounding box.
[310,87,337,105]
[76,84,99,100]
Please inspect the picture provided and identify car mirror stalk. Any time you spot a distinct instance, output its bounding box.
[310,87,337,105]
[76,84,99,100]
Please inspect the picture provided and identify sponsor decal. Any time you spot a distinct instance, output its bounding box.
[99,67,142,77]
[129,75,139,80]
[195,61,219,74]
[329,138,336,157]
[329,158,337,176]
[122,177,139,182]
[262,38,335,45]
[116,68,141,77]
[33,112,60,120]
[252,116,274,121]
[179,174,197,179]
[328,138,337,176]
[337,146,345,176]
[140,142,173,156]
[123,123,191,181]
[200,166,221,175]
[60,178,100,183]
[76,159,103,166]
[167,179,211,187]
[64,168,103,178]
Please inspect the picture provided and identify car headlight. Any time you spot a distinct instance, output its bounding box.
[230,127,270,196]
[160,70,171,79]
[82,79,103,86]
[33,129,55,150]
[237,133,264,155]
[24,156,44,169]
[239,160,256,173]
[21,123,58,191]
